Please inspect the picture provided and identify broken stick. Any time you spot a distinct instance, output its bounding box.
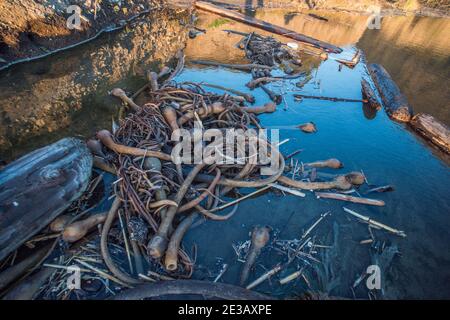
[316,192,385,206]
[343,207,406,237]
[195,1,342,53]
[294,94,368,103]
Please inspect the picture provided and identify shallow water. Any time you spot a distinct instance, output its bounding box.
[1,9,449,299]
[178,58,450,299]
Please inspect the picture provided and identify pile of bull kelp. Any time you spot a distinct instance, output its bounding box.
[0,30,406,300]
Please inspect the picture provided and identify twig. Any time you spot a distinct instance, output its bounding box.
[294,94,368,103]
[316,192,385,206]
[211,185,271,212]
[343,207,406,237]
[246,264,282,290]
[269,183,306,198]
[74,259,131,287]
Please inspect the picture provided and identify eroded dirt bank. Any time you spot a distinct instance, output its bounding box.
[0,6,190,160]
[0,0,193,66]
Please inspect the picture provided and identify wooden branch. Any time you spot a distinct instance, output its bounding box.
[201,82,255,103]
[191,60,273,71]
[294,94,367,103]
[195,1,342,53]
[315,192,385,206]
[0,138,92,261]
[343,207,406,237]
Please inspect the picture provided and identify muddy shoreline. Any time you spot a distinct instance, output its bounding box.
[0,1,448,70]
[0,5,190,160]
[0,0,175,67]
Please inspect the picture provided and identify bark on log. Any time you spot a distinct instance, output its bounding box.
[195,1,342,54]
[409,113,450,154]
[368,64,413,122]
[0,138,92,261]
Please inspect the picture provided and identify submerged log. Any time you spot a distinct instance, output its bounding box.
[0,138,92,261]
[0,244,51,292]
[112,279,272,300]
[361,79,381,110]
[409,113,450,154]
[2,267,54,300]
[368,64,413,122]
[195,1,342,54]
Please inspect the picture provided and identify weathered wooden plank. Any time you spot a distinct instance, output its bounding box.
[368,63,413,122]
[195,1,342,54]
[409,113,450,154]
[0,138,92,261]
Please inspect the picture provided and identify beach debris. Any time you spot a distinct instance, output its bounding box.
[269,183,306,198]
[297,122,317,133]
[368,64,413,122]
[279,268,304,285]
[365,185,395,194]
[110,88,141,112]
[316,192,385,206]
[0,244,53,293]
[112,279,272,300]
[304,158,343,169]
[343,207,406,237]
[246,264,283,290]
[409,113,450,154]
[191,60,273,71]
[49,215,72,233]
[62,212,107,243]
[240,226,271,286]
[294,94,368,103]
[2,267,55,300]
[361,79,382,110]
[213,263,228,283]
[200,82,255,103]
[335,50,361,68]
[278,172,364,191]
[195,1,342,53]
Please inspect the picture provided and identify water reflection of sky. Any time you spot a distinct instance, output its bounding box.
[177,46,450,298]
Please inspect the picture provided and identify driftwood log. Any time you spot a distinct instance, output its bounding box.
[195,1,342,54]
[2,267,54,300]
[368,64,413,122]
[111,280,272,300]
[409,113,450,154]
[0,138,92,261]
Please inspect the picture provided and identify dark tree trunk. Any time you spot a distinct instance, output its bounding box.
[0,138,92,261]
